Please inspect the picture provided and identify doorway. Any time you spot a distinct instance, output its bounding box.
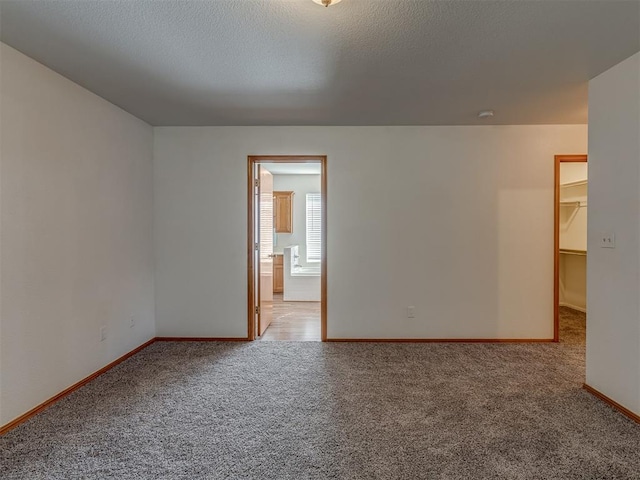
[554,155,588,343]
[247,156,327,341]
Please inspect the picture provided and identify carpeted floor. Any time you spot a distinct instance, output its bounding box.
[558,306,586,345]
[2,310,639,479]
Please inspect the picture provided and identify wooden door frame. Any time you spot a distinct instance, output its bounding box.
[553,154,587,342]
[247,155,328,341]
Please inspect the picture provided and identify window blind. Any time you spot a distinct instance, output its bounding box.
[259,188,273,257]
[306,193,322,263]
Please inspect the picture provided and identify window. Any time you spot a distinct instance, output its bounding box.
[306,193,322,263]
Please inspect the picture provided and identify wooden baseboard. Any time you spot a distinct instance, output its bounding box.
[0,338,156,436]
[326,338,554,343]
[583,384,640,424]
[155,337,250,342]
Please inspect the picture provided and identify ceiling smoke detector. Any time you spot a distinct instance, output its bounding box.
[312,0,342,7]
[478,110,495,119]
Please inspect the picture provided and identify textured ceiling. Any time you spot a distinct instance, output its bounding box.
[1,0,638,126]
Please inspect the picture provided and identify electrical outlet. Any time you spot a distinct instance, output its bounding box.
[130,316,135,328]
[407,306,416,318]
[100,326,107,342]
[600,232,615,248]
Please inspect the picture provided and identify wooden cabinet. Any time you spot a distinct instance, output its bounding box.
[273,191,294,233]
[273,254,284,293]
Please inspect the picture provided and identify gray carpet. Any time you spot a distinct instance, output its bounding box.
[2,312,639,479]
[558,306,587,345]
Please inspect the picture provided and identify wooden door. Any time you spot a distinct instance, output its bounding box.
[258,166,274,336]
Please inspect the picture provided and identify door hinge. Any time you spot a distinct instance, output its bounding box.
[255,242,259,251]
[255,179,260,188]
[255,306,260,315]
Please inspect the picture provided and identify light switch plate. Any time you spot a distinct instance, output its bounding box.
[600,233,615,248]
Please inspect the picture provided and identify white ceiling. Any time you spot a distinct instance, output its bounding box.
[261,163,322,175]
[1,0,638,126]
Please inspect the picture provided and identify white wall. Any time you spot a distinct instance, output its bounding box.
[0,44,155,427]
[272,174,321,265]
[586,52,640,415]
[154,125,587,339]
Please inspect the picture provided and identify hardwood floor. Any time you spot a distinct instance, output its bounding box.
[259,301,584,343]
[260,294,321,341]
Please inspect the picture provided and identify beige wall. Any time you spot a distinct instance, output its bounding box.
[560,163,588,186]
[559,255,587,311]
[0,44,155,427]
[154,125,587,339]
[586,52,640,415]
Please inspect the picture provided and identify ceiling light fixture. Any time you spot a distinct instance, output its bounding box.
[478,110,495,119]
[312,0,342,7]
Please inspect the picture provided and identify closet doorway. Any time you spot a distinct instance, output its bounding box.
[554,155,588,342]
[247,156,327,342]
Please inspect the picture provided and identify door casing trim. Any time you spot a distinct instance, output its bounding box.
[247,155,327,341]
[554,154,588,342]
